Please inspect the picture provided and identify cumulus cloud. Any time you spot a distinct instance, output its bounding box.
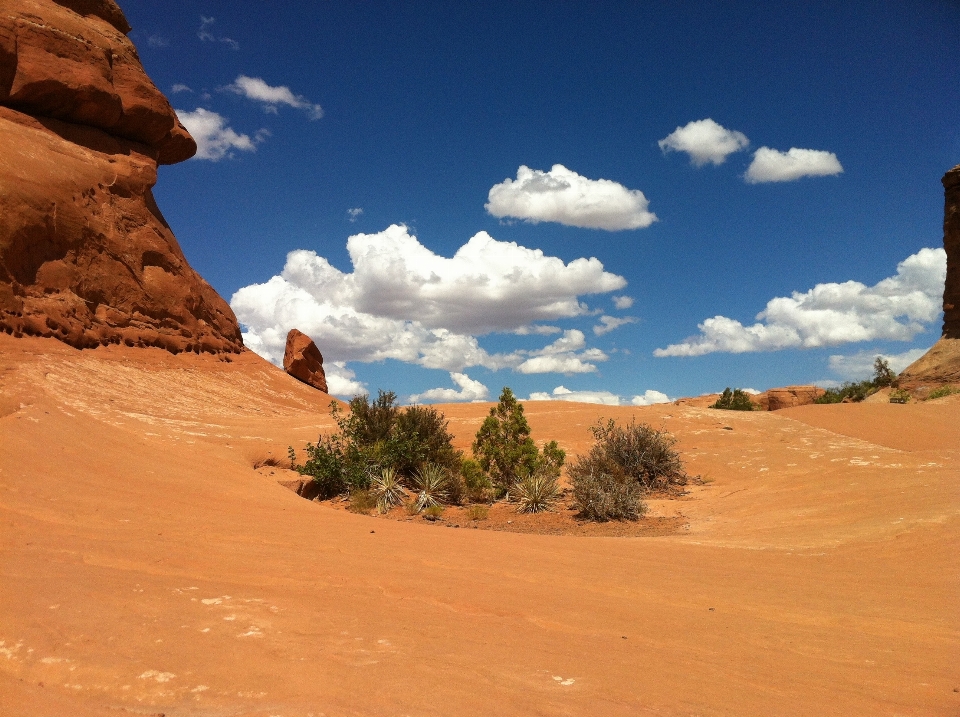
[176,108,260,161]
[827,348,929,381]
[745,147,843,184]
[485,164,657,231]
[197,16,238,50]
[612,295,634,310]
[225,75,324,120]
[409,372,490,404]
[171,83,192,94]
[232,225,623,374]
[528,386,671,406]
[630,390,671,406]
[513,325,562,336]
[658,119,750,167]
[655,248,946,357]
[593,315,637,336]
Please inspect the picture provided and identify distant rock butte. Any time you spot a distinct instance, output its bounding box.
[751,386,825,411]
[283,329,329,393]
[0,0,244,354]
[897,164,960,393]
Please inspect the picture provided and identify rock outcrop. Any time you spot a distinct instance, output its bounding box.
[0,0,244,354]
[896,164,960,394]
[283,329,328,393]
[751,386,825,411]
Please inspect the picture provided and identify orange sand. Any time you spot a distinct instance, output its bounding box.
[1,334,957,716]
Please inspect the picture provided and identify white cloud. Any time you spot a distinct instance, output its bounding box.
[171,83,192,94]
[528,386,670,406]
[232,225,623,374]
[485,164,657,231]
[176,108,259,161]
[198,16,238,50]
[324,361,366,397]
[513,325,562,336]
[745,147,843,184]
[655,248,946,357]
[612,295,633,310]
[409,372,490,404]
[347,207,363,222]
[658,119,750,167]
[225,76,324,120]
[827,347,930,381]
[529,386,622,405]
[630,390,671,406]
[148,36,169,48]
[593,315,637,336]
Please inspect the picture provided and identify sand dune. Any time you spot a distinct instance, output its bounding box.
[1,334,957,716]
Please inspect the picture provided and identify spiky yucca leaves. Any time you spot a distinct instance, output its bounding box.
[411,463,448,512]
[513,470,560,513]
[370,466,407,513]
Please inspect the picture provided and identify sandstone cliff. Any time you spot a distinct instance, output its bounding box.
[897,164,960,393]
[0,0,243,354]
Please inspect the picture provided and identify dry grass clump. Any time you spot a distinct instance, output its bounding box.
[466,504,489,521]
[570,470,645,522]
[347,488,377,514]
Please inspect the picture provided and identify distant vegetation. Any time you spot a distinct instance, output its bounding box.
[927,386,959,400]
[289,387,690,524]
[710,387,757,411]
[815,357,896,404]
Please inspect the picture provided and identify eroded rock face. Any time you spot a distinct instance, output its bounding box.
[0,0,243,354]
[283,329,328,393]
[751,386,825,411]
[896,164,960,393]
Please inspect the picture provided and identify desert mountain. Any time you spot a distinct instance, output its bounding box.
[0,0,243,354]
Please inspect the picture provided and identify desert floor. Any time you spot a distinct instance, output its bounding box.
[1,334,957,716]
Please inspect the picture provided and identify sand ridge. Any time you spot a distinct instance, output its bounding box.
[1,334,958,716]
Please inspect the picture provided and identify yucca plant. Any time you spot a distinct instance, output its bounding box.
[513,470,560,513]
[370,466,407,513]
[411,463,448,512]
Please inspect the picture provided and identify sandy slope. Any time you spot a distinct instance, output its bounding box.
[1,335,957,716]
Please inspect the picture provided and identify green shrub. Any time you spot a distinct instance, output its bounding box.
[461,458,493,502]
[927,386,959,400]
[570,418,687,494]
[571,470,645,522]
[472,387,565,496]
[889,388,910,404]
[815,380,876,404]
[710,387,756,411]
[873,357,895,387]
[290,392,463,498]
[513,470,561,513]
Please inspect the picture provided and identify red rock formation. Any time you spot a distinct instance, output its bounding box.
[897,164,960,394]
[750,386,825,411]
[0,0,243,354]
[283,329,329,393]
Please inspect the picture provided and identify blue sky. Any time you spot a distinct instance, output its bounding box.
[126,0,958,403]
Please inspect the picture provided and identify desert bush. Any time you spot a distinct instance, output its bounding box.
[466,504,489,521]
[927,386,959,400]
[513,470,561,513]
[710,387,756,411]
[873,357,895,387]
[889,388,911,404]
[574,418,686,492]
[411,463,449,512]
[290,392,463,498]
[370,466,407,513]
[347,488,377,514]
[461,458,493,502]
[472,387,565,496]
[571,469,645,522]
[815,380,876,404]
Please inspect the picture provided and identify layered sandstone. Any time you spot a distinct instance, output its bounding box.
[897,164,960,393]
[0,0,243,354]
[751,385,825,411]
[283,328,328,393]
